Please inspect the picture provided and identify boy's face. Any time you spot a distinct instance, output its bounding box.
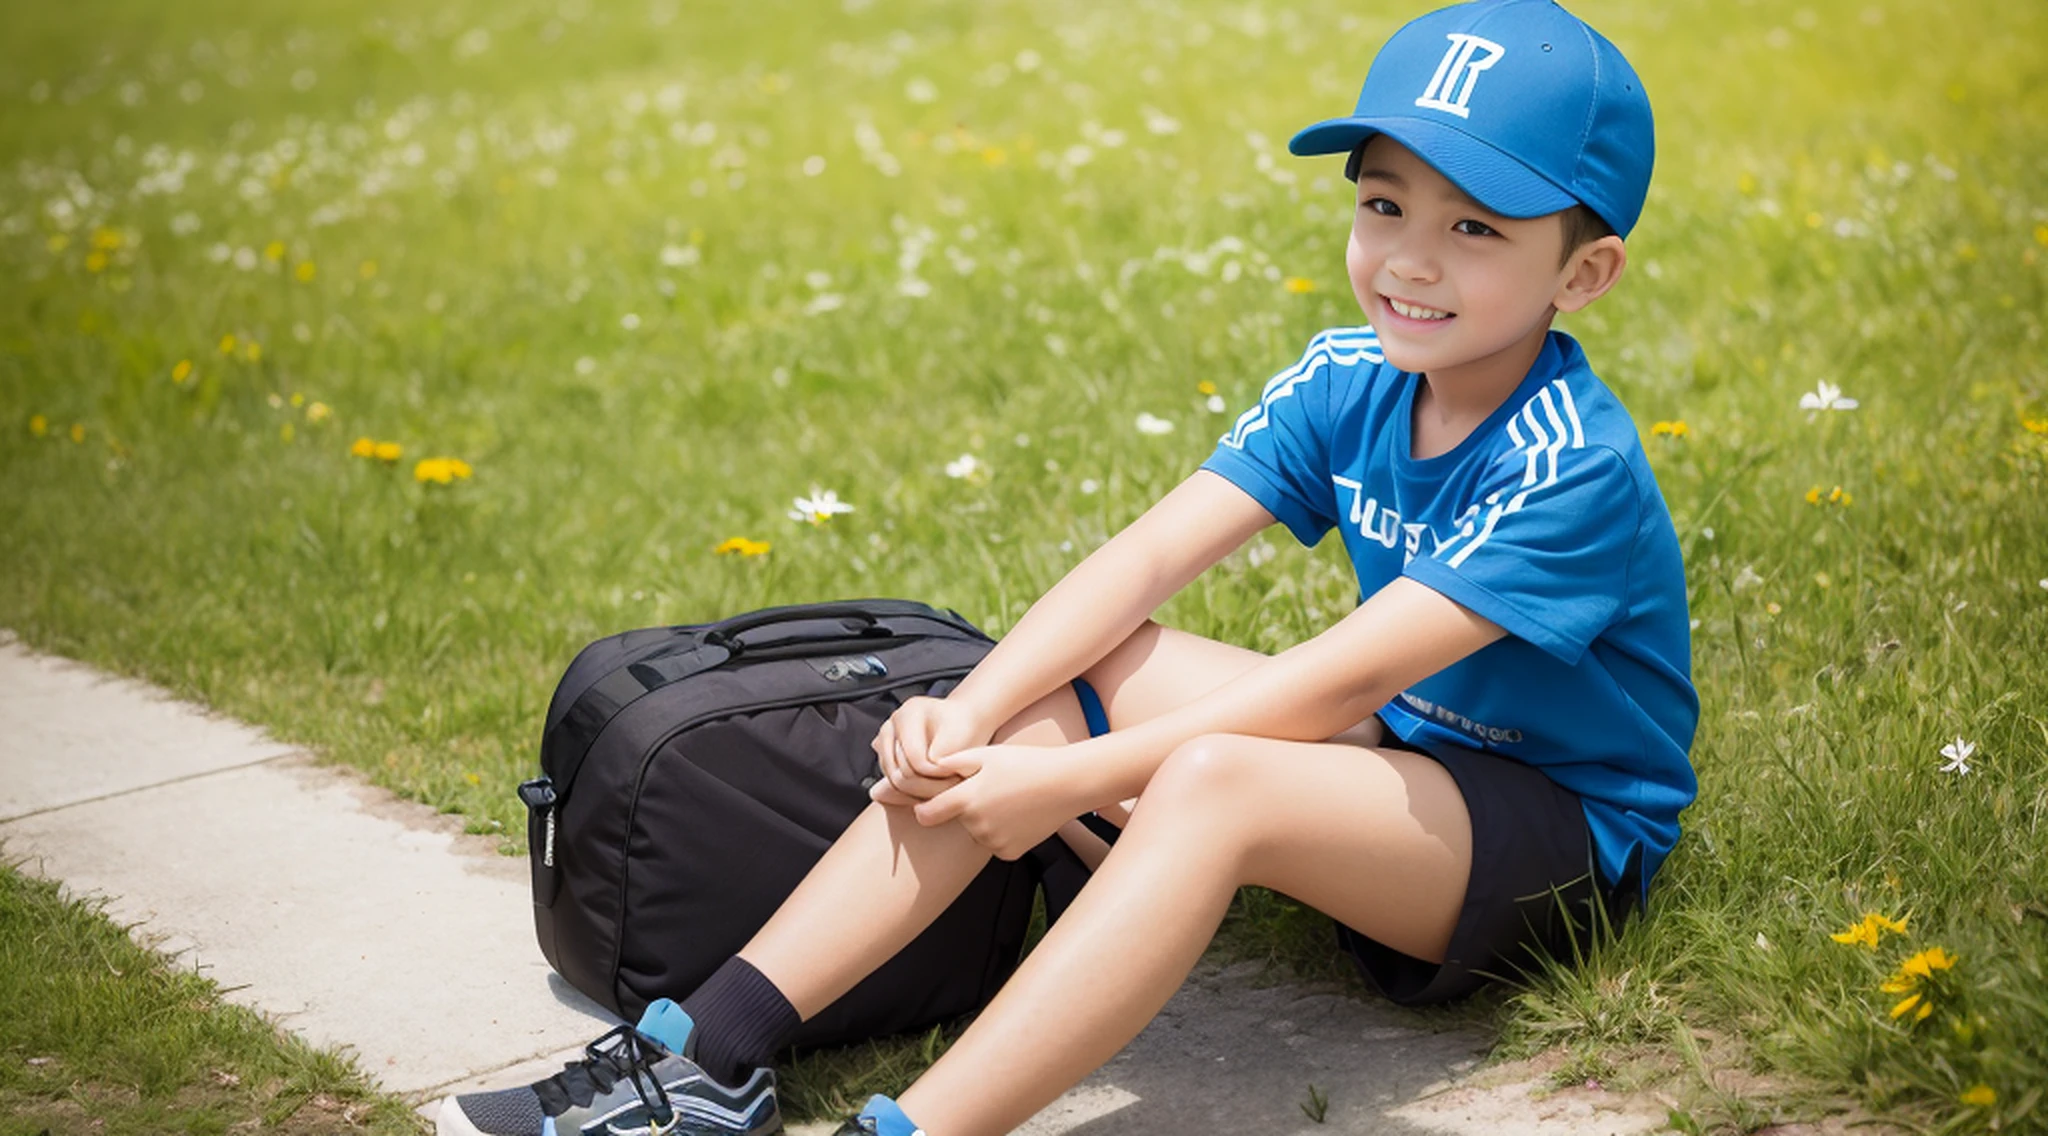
[1345,135,1588,380]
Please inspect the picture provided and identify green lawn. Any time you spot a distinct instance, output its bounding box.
[2,0,2045,1131]
[0,860,421,1134]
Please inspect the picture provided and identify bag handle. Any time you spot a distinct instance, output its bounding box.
[704,605,886,653]
[541,601,985,803]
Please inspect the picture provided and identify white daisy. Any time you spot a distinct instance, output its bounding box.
[1798,380,1859,414]
[788,488,855,525]
[1938,737,1975,776]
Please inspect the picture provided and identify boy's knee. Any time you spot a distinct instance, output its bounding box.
[1147,734,1258,808]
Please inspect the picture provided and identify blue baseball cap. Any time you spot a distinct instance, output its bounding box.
[1290,0,1654,237]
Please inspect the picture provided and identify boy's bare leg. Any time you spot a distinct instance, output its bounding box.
[734,685,1086,1018]
[896,735,1471,1136]
[735,622,1273,1020]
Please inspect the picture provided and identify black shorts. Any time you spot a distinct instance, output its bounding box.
[1339,722,1635,1005]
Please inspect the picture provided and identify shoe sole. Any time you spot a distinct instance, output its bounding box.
[434,1094,785,1136]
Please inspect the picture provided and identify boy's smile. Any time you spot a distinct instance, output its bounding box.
[1344,135,1614,399]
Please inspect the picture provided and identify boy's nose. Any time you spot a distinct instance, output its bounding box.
[1383,242,1440,285]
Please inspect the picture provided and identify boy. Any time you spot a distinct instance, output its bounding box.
[438,1,1697,1133]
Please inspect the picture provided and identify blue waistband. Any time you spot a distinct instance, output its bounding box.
[1070,677,1110,738]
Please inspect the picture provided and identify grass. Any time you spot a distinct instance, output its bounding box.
[0,856,421,1134]
[1,0,2045,1130]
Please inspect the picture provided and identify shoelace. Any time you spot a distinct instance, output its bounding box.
[531,1024,677,1127]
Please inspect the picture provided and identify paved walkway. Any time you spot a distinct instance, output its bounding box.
[0,634,1667,1134]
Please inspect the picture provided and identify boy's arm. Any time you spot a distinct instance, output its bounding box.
[915,573,1504,842]
[881,469,1276,778]
[1053,575,1504,805]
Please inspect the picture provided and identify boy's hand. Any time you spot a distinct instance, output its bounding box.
[870,695,994,802]
[912,745,1079,860]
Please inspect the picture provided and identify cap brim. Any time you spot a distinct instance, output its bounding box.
[1289,115,1577,220]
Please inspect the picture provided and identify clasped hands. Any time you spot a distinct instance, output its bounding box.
[867,695,1078,861]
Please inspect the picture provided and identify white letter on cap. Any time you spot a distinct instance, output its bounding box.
[1415,33,1505,119]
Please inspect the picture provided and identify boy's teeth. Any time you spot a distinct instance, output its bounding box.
[1389,298,1450,321]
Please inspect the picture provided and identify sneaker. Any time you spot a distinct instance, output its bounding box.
[436,999,781,1136]
[829,1094,924,1136]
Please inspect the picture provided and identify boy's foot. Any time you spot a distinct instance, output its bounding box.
[435,999,780,1136]
[830,1094,925,1136]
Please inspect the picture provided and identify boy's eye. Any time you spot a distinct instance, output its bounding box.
[1360,196,1401,217]
[1453,219,1501,237]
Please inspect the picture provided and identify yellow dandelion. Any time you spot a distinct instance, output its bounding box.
[1737,172,1757,195]
[1960,1085,1996,1108]
[84,250,109,273]
[1956,243,1978,264]
[1805,212,1824,229]
[91,227,122,251]
[1830,912,1908,949]
[244,340,262,363]
[1898,946,1958,979]
[46,233,69,254]
[1651,420,1689,438]
[286,392,303,408]
[264,240,286,262]
[219,333,237,355]
[2022,417,2048,436]
[69,423,86,444]
[1198,380,1218,396]
[413,457,473,484]
[359,259,378,279]
[980,145,1007,167]
[1805,486,1823,505]
[295,260,316,282]
[1765,601,1782,616]
[1830,486,1852,506]
[172,359,193,384]
[29,414,48,437]
[306,401,331,423]
[1880,945,1957,1024]
[1283,277,1317,294]
[1888,993,1932,1022]
[350,436,377,459]
[464,771,482,787]
[714,536,773,557]
[373,441,402,462]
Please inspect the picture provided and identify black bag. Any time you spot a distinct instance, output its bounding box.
[521,599,1076,1047]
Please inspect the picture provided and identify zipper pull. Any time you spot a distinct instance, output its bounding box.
[518,776,559,868]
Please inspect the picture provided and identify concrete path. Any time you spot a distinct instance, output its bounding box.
[0,634,1668,1134]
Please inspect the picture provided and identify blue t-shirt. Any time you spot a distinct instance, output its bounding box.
[1201,326,1698,898]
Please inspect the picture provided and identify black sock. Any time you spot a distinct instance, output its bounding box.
[677,956,801,1086]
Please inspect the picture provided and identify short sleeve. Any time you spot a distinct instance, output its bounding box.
[1405,443,1640,664]
[1198,332,1353,546]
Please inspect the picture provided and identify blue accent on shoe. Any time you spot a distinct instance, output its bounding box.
[635,999,695,1056]
[539,1119,556,1136]
[1070,677,1109,738]
[857,1094,923,1136]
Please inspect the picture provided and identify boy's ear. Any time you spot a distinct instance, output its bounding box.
[1553,234,1627,313]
